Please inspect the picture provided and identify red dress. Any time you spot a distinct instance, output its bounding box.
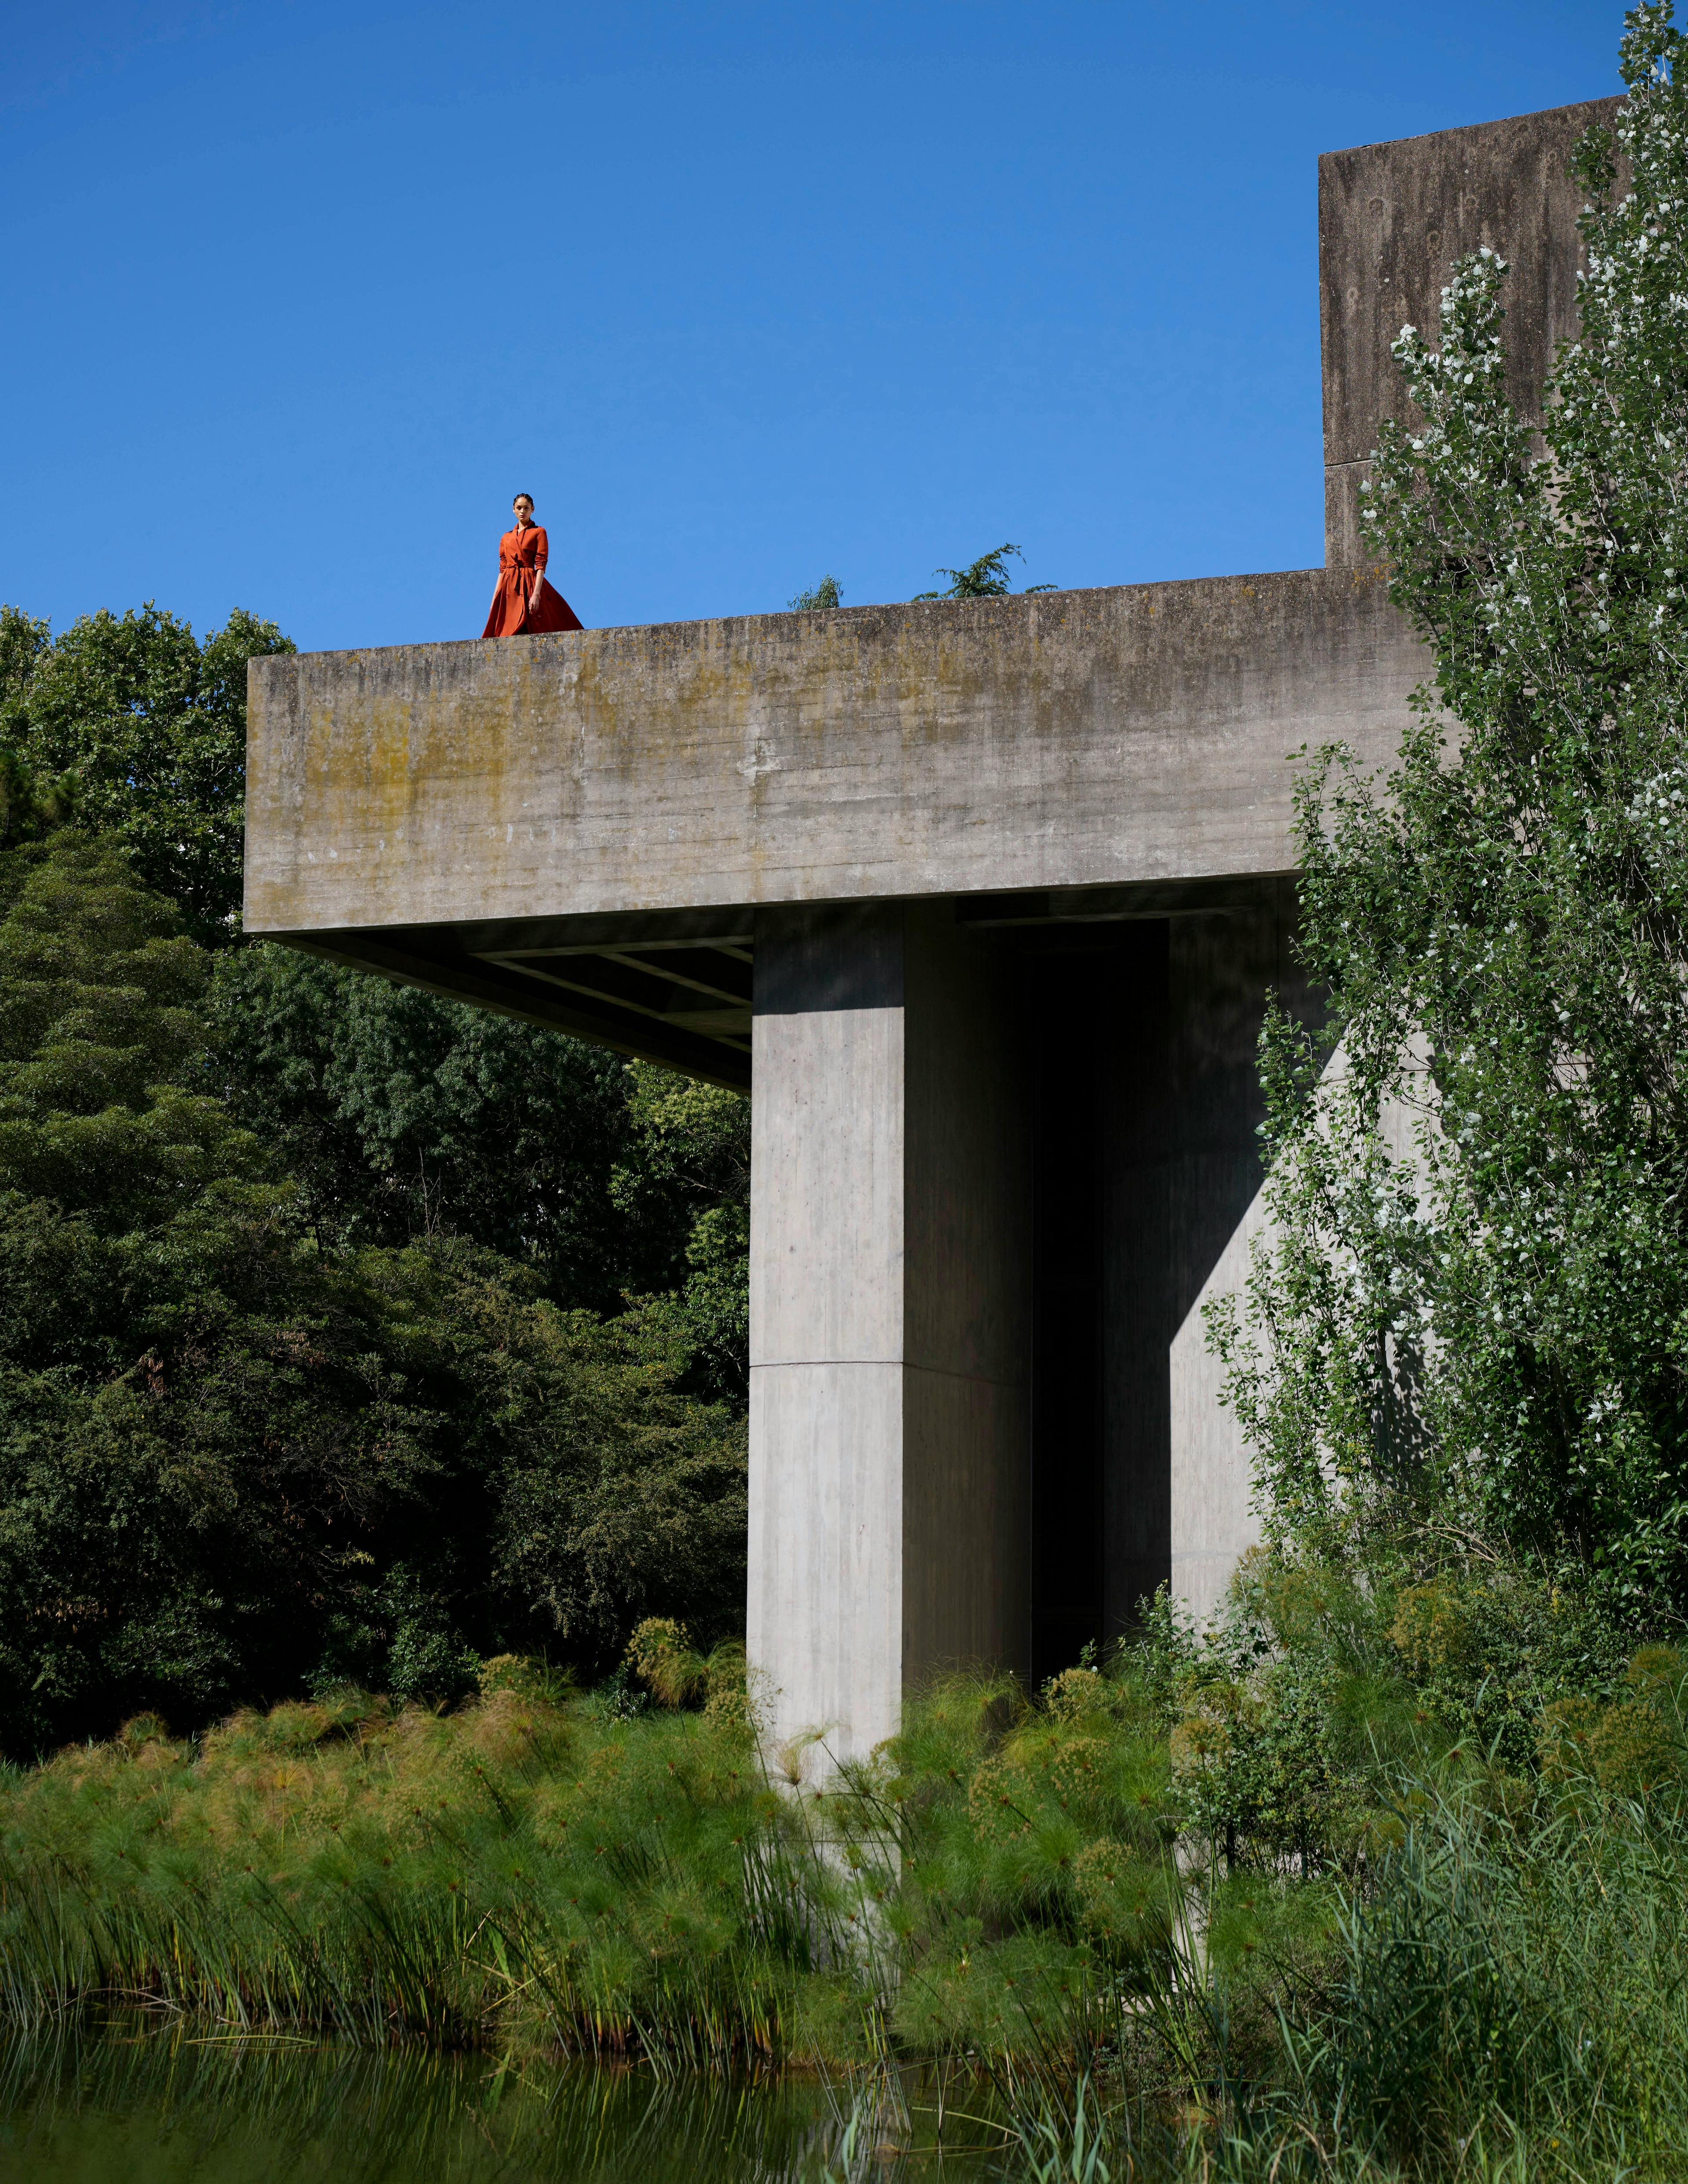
[481,524,583,637]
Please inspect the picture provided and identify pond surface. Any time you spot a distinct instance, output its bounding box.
[0,2022,1015,2183]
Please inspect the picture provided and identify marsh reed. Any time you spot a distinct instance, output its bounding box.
[5,1654,1688,2177]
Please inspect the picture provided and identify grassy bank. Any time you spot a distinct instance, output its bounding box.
[6,1627,1688,2177]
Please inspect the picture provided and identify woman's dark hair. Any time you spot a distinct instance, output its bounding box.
[513,492,534,505]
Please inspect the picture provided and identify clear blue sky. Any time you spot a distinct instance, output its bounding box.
[2,0,1625,654]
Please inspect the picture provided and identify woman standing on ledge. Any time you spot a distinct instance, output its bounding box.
[481,493,584,636]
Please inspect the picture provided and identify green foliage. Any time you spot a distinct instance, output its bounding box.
[208,955,750,1400]
[0,833,746,1755]
[0,1686,816,2062]
[482,1294,749,1663]
[1296,1775,1688,2177]
[788,574,843,610]
[0,1668,1188,2068]
[1162,43,1688,2167]
[611,1062,750,1403]
[626,1616,709,1706]
[1210,4,1688,1622]
[4,1653,1688,2174]
[1146,1551,1647,1879]
[623,1616,748,1726]
[914,544,1056,599]
[0,607,49,705]
[0,606,751,1746]
[0,831,254,1226]
[0,602,293,938]
[210,945,645,1306]
[1008,1758,1688,2180]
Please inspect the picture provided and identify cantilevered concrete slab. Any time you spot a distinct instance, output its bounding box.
[246,567,1424,1091]
[246,94,1611,1764]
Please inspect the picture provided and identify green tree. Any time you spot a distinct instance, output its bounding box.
[915,543,1055,599]
[612,1062,750,1406]
[789,574,843,610]
[0,607,49,703]
[208,948,750,1399]
[0,602,293,938]
[0,612,93,850]
[0,834,746,1755]
[209,945,651,1307]
[1212,3,1688,1617]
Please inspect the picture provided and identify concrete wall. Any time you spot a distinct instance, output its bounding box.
[1321,96,1620,567]
[747,906,1030,1773]
[1169,1165,1272,1628]
[1013,890,1308,1655]
[1106,887,1310,1631]
[245,569,1428,949]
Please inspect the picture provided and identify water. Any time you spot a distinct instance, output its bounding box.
[0,2021,1016,2183]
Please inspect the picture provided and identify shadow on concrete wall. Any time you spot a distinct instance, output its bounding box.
[1019,880,1314,1680]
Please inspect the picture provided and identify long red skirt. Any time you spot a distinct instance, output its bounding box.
[482,572,584,638]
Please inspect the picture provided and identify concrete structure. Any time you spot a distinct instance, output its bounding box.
[245,94,1616,1767]
[1321,95,1617,565]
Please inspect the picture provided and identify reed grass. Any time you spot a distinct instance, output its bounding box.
[995,1770,1688,2182]
[6,1650,1688,2179]
[0,1681,873,2065]
[0,1655,1194,2071]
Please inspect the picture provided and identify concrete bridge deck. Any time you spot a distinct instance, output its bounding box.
[247,566,1423,1090]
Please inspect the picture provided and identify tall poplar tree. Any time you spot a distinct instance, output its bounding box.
[1214,4,1688,1616]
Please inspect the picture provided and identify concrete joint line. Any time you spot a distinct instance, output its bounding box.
[751,1360,1021,1387]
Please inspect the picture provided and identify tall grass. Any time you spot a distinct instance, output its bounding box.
[0,1659,1191,2070]
[1302,1776,1688,2176]
[7,1650,1688,2177]
[1003,1770,1688,2181]
[0,1683,880,2065]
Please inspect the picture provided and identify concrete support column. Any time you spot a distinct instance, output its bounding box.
[747,904,1030,1775]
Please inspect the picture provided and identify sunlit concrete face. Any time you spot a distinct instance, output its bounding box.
[1320,94,1618,565]
[747,906,1032,1773]
[245,568,1419,942]
[244,96,1600,1755]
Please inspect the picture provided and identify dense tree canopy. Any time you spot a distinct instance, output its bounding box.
[0,602,293,938]
[0,834,746,1755]
[0,596,751,1757]
[206,945,749,1400]
[213,947,653,1302]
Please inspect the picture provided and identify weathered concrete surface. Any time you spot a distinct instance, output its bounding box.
[1321,96,1620,566]
[245,568,1428,948]
[1170,1170,1270,1627]
[1168,1052,1439,1625]
[748,907,1030,1773]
